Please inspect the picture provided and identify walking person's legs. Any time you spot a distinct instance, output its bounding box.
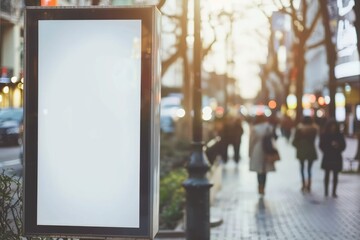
[220,140,228,163]
[233,141,241,164]
[284,129,291,141]
[257,173,267,195]
[324,169,330,196]
[307,160,314,192]
[332,170,339,197]
[299,160,306,191]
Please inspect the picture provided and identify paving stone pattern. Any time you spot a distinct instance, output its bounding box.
[156,124,360,240]
[210,126,360,240]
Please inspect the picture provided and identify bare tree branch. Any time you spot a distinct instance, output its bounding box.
[157,0,166,10]
[276,1,302,38]
[302,0,308,27]
[304,7,321,40]
[256,2,272,21]
[278,0,287,7]
[161,43,181,76]
[278,7,294,18]
[162,13,182,21]
[289,0,297,18]
[272,0,283,10]
[164,43,180,55]
[291,19,301,39]
[306,39,326,50]
[202,38,216,58]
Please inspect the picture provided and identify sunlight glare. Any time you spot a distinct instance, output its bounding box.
[202,0,271,99]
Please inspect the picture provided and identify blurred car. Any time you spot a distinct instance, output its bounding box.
[160,96,185,134]
[248,105,272,117]
[0,108,23,146]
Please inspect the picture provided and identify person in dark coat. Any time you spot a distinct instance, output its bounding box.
[280,115,294,141]
[227,116,243,163]
[292,116,318,192]
[220,114,243,164]
[319,119,346,197]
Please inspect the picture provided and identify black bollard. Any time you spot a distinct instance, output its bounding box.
[183,143,213,240]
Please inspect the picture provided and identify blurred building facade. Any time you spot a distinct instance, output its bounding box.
[268,0,359,134]
[1,0,358,134]
[0,0,158,109]
[330,0,360,134]
[0,0,24,108]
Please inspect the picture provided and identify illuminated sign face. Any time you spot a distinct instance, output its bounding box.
[334,0,360,79]
[37,19,141,228]
[335,92,346,122]
[356,105,360,121]
[25,7,160,239]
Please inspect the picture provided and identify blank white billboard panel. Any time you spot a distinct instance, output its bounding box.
[37,19,141,228]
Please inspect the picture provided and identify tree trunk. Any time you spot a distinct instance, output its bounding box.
[320,0,337,119]
[180,0,192,141]
[295,41,306,123]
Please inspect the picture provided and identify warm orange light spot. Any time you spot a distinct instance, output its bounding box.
[318,96,325,106]
[41,0,57,6]
[268,100,277,109]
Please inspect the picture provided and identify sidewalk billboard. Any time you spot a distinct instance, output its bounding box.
[24,6,161,239]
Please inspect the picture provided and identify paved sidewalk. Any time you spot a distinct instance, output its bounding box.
[210,132,360,240]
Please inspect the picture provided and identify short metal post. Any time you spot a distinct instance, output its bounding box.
[183,143,212,240]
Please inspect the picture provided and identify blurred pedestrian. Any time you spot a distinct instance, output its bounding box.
[249,115,276,195]
[218,116,228,163]
[227,115,244,163]
[354,133,360,173]
[220,114,244,164]
[319,119,346,197]
[292,116,318,192]
[280,114,294,141]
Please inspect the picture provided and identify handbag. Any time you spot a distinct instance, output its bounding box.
[263,132,280,163]
[265,151,280,163]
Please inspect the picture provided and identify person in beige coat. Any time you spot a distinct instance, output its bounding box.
[249,115,276,195]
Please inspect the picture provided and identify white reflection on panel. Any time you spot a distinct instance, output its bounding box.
[37,20,141,228]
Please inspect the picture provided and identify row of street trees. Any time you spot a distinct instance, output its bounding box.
[158,0,359,123]
[257,0,343,122]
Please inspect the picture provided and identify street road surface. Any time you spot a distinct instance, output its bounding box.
[0,146,22,176]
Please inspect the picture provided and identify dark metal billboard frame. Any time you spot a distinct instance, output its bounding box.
[24,6,160,239]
